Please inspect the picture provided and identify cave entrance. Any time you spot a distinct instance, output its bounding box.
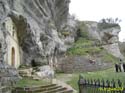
[11,47,15,67]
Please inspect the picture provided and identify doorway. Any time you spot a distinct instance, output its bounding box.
[11,47,15,67]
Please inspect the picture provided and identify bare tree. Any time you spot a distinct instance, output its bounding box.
[99,18,121,24]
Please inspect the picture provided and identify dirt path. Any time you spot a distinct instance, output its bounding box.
[56,74,73,82]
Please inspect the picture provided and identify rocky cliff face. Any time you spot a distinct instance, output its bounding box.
[0,0,77,90]
[16,0,77,65]
[57,21,123,73]
[119,42,125,57]
[84,21,123,59]
[0,0,77,65]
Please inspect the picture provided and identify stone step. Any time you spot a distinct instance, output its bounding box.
[41,87,67,93]
[13,84,73,93]
[30,84,57,90]
[26,85,62,93]
[59,90,73,93]
[13,84,58,93]
[39,86,62,92]
[15,84,55,90]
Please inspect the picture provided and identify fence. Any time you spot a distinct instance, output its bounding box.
[78,75,125,93]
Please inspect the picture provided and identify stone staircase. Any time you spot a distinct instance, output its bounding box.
[12,84,73,93]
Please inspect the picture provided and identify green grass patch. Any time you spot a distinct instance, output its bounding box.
[67,74,79,91]
[80,68,125,80]
[67,38,103,55]
[15,77,50,87]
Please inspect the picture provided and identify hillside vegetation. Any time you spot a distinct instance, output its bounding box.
[67,21,119,64]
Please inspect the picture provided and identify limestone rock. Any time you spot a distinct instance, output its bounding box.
[8,0,76,65]
[119,42,125,57]
[33,65,54,79]
[0,0,77,91]
[100,26,120,44]
[85,21,101,40]
[19,68,33,77]
[102,43,124,59]
[83,21,123,59]
[0,0,77,66]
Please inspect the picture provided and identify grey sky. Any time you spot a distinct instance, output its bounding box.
[69,0,125,42]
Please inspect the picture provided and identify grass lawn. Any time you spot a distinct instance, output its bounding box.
[15,77,51,87]
[56,68,125,92]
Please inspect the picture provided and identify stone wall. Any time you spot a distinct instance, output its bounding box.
[57,56,113,73]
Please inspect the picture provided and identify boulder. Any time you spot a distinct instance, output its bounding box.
[33,65,54,79]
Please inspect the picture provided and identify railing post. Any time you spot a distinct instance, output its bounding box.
[118,79,123,93]
[78,77,125,93]
[106,80,110,87]
[78,75,82,93]
[97,79,100,92]
[118,79,122,87]
[123,82,125,93]
[111,79,116,93]
[101,79,105,93]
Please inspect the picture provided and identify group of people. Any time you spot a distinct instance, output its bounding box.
[115,63,125,72]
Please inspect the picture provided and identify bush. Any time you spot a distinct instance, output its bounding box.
[75,22,89,41]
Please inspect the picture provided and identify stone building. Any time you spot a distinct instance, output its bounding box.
[3,17,20,68]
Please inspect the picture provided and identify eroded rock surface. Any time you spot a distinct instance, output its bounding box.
[85,21,123,59]
[0,0,77,91]
[0,0,77,66]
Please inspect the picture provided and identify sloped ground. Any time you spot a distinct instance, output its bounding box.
[57,38,119,73]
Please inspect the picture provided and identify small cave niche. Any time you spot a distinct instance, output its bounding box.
[12,31,15,37]
[0,43,2,49]
[2,22,5,28]
[31,59,37,67]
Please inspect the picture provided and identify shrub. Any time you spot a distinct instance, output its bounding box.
[75,22,89,41]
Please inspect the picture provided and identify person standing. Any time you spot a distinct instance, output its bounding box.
[115,64,118,72]
[123,63,125,72]
[118,63,122,72]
